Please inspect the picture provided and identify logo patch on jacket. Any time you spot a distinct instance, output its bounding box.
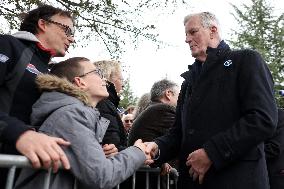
[224,60,232,67]
[0,54,9,63]
[26,63,41,75]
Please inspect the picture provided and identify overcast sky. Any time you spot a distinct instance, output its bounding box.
[59,0,283,98]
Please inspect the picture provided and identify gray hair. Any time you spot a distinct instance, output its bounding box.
[150,79,178,102]
[184,12,220,28]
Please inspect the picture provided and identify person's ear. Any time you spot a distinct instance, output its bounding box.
[73,77,87,88]
[210,26,218,38]
[37,19,47,33]
[165,89,172,101]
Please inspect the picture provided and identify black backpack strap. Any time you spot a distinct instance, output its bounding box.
[0,47,34,113]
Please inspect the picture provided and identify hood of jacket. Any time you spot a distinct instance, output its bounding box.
[12,31,56,57]
[12,31,40,42]
[31,74,96,126]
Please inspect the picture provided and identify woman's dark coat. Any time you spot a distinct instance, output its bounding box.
[96,82,127,151]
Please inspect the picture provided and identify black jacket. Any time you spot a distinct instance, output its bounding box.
[96,82,127,151]
[128,102,176,146]
[0,32,52,188]
[128,102,176,189]
[155,41,277,189]
[265,109,284,189]
[0,32,51,151]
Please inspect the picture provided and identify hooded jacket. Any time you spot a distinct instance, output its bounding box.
[0,31,52,153]
[14,74,146,189]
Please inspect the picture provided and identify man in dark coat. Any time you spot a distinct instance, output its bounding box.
[128,79,179,146]
[265,109,284,189]
[128,79,179,189]
[145,12,277,189]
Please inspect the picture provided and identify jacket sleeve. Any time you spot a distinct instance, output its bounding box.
[40,108,145,189]
[154,83,186,164]
[203,50,278,170]
[0,35,30,144]
[265,109,284,159]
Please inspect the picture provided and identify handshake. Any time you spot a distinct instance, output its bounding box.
[133,139,159,165]
[102,139,158,164]
[102,139,173,175]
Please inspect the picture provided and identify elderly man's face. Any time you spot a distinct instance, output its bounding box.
[184,16,212,62]
[122,114,134,132]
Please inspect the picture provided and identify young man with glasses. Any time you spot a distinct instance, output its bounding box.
[0,4,75,186]
[15,57,150,189]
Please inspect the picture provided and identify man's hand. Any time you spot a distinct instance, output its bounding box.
[103,144,118,157]
[134,139,152,162]
[186,148,212,184]
[144,142,159,165]
[160,163,172,176]
[16,130,70,173]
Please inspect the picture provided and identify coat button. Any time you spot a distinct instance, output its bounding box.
[224,152,231,159]
[217,50,221,56]
[188,129,195,135]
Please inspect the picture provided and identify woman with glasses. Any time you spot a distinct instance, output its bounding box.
[94,60,127,152]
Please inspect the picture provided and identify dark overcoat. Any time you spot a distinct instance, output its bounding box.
[155,41,277,189]
[96,82,127,151]
[128,102,176,146]
[265,109,284,189]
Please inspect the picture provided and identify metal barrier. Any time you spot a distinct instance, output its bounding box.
[116,166,178,189]
[0,154,54,189]
[0,154,178,189]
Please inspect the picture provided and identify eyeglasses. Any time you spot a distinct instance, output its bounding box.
[124,119,133,123]
[45,19,75,37]
[78,68,104,79]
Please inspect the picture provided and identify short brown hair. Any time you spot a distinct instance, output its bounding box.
[50,57,89,82]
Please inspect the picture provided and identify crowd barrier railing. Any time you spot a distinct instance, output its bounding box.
[0,154,178,189]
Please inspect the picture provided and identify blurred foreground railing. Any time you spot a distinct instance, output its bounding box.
[0,154,178,189]
[0,154,55,189]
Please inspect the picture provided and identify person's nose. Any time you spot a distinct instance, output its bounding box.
[185,34,192,44]
[68,36,75,43]
[102,78,107,85]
